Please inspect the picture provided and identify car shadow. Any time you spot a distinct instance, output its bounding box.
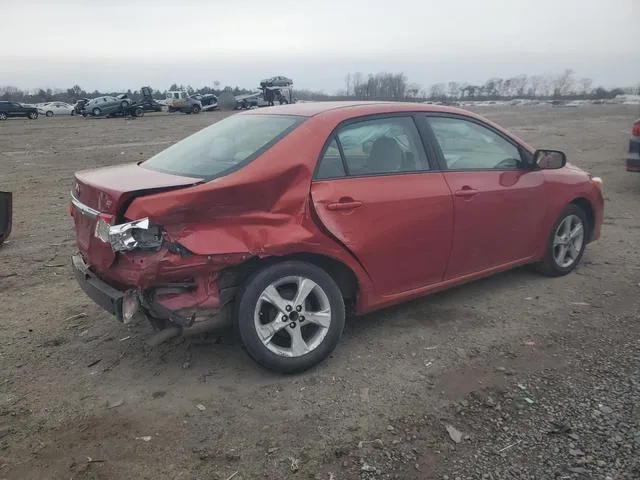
[122,265,544,379]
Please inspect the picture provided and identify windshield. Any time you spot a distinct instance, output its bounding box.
[142,114,303,179]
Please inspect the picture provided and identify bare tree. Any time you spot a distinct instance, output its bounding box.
[552,68,574,97]
[344,73,352,96]
[429,83,446,100]
[578,77,593,94]
[447,81,460,99]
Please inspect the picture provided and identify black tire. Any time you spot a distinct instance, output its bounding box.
[236,261,345,374]
[191,104,201,114]
[28,111,38,120]
[0,112,7,120]
[92,107,101,116]
[70,110,75,116]
[535,203,588,277]
[120,100,128,109]
[45,111,53,117]
[134,107,144,117]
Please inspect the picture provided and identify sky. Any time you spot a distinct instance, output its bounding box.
[1,0,638,93]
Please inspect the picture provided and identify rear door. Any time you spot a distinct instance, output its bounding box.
[421,114,546,279]
[310,115,454,297]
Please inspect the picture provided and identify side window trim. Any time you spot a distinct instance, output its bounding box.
[313,113,436,181]
[421,113,529,172]
[334,135,351,176]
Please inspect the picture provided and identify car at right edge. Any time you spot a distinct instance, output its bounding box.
[628,118,640,171]
[69,101,605,374]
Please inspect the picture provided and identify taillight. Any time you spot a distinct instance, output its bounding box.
[633,121,640,137]
[94,217,162,252]
[94,213,115,243]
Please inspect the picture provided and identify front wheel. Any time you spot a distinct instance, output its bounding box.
[45,111,54,117]
[535,204,588,277]
[28,111,38,119]
[0,112,7,120]
[237,261,345,374]
[191,105,201,114]
[92,107,101,116]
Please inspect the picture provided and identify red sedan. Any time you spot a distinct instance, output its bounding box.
[70,102,604,373]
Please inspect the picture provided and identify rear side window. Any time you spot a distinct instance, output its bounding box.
[316,116,430,178]
[316,139,346,179]
[143,114,304,179]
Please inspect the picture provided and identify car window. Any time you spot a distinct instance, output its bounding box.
[143,114,303,179]
[335,117,429,176]
[428,116,523,170]
[316,139,346,179]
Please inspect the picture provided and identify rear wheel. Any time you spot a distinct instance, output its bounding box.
[0,112,7,120]
[191,104,201,114]
[92,107,101,116]
[28,111,38,119]
[237,261,345,374]
[535,204,587,277]
[134,106,144,117]
[120,100,128,109]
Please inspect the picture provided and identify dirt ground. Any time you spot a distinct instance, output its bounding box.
[0,105,638,480]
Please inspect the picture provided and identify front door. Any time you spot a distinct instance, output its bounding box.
[311,115,454,297]
[424,115,546,279]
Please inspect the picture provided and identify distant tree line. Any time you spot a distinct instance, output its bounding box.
[338,69,637,102]
[0,69,637,104]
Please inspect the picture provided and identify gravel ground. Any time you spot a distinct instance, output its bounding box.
[0,105,638,479]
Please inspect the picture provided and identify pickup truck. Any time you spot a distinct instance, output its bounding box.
[165,91,201,114]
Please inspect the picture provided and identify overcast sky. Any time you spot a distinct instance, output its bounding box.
[1,0,638,93]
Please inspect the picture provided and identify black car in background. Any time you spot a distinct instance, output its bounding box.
[139,87,164,112]
[0,101,38,120]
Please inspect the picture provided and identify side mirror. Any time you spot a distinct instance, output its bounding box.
[534,149,567,170]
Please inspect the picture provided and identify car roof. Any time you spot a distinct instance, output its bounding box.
[241,101,472,118]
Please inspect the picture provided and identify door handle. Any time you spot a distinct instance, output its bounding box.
[327,198,363,211]
[454,187,479,198]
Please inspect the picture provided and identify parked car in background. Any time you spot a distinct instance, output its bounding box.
[139,87,164,112]
[38,102,75,117]
[0,101,38,120]
[82,96,132,117]
[73,98,90,115]
[190,93,218,112]
[165,91,201,114]
[628,119,640,172]
[69,102,604,374]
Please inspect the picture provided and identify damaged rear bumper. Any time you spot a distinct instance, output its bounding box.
[71,253,234,332]
[72,254,127,320]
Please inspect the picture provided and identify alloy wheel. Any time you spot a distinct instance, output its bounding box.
[553,214,584,268]
[253,276,332,358]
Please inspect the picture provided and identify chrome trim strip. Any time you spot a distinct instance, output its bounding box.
[70,191,99,219]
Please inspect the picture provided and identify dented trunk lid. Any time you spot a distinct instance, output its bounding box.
[71,163,202,271]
